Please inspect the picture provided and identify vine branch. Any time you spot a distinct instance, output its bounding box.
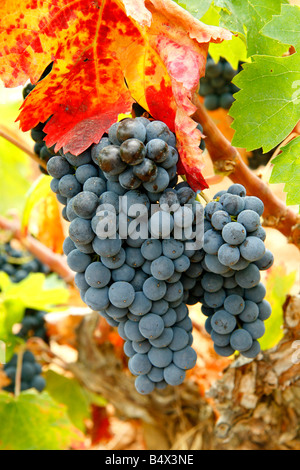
[0,215,74,284]
[192,93,300,249]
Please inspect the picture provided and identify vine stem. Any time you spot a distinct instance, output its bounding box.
[192,93,300,248]
[0,215,74,284]
[14,349,24,398]
[0,124,48,170]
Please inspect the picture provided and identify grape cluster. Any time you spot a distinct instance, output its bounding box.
[17,309,48,343]
[197,184,273,358]
[0,242,50,283]
[46,117,201,394]
[3,351,46,393]
[199,56,241,111]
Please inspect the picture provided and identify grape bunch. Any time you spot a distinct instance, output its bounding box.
[0,242,51,283]
[199,56,241,111]
[197,184,273,358]
[17,309,48,343]
[46,117,202,394]
[3,351,46,394]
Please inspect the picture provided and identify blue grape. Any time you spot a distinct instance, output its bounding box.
[120,138,146,165]
[109,282,135,308]
[117,118,146,143]
[85,262,111,288]
[72,191,99,219]
[143,167,170,194]
[155,380,168,390]
[143,277,167,301]
[146,139,169,163]
[132,340,151,354]
[124,320,145,341]
[124,341,135,358]
[164,364,186,386]
[133,158,158,182]
[164,282,184,303]
[161,147,179,170]
[139,314,165,339]
[258,300,272,321]
[162,239,184,260]
[230,329,253,352]
[241,340,261,358]
[148,347,173,368]
[243,319,266,339]
[213,344,235,357]
[58,175,82,198]
[111,264,135,282]
[221,194,245,215]
[173,255,190,273]
[69,218,94,244]
[211,210,231,231]
[147,367,164,383]
[173,346,197,370]
[237,210,261,233]
[106,304,128,319]
[91,138,112,163]
[204,229,224,255]
[230,257,250,272]
[239,300,259,323]
[92,237,122,258]
[201,273,224,293]
[141,239,162,261]
[47,156,71,179]
[83,177,106,196]
[224,295,245,315]
[151,299,169,315]
[211,310,237,335]
[63,237,76,255]
[142,260,152,275]
[131,270,148,291]
[204,289,226,309]
[159,189,180,213]
[85,287,110,310]
[75,272,89,291]
[130,354,152,375]
[135,375,155,395]
[244,196,264,216]
[218,244,240,267]
[205,254,230,275]
[254,250,274,270]
[64,150,91,166]
[168,327,189,351]
[227,184,246,198]
[211,331,231,347]
[128,291,152,316]
[205,201,223,220]
[67,250,91,273]
[222,222,246,245]
[244,283,266,303]
[101,248,126,270]
[240,237,266,262]
[251,226,266,241]
[146,121,171,143]
[119,168,142,190]
[161,308,177,327]
[125,247,145,268]
[149,328,174,347]
[235,264,261,289]
[75,164,98,184]
[151,256,174,280]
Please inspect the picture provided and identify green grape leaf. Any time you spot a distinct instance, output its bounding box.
[269,136,300,207]
[230,54,300,152]
[262,4,300,51]
[173,0,213,18]
[0,390,80,450]
[214,0,289,57]
[45,371,91,432]
[21,175,52,234]
[201,4,248,69]
[260,266,296,351]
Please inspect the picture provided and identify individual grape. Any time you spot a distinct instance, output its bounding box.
[224,295,245,315]
[64,150,91,166]
[92,236,122,258]
[159,190,180,213]
[204,289,226,309]
[168,327,189,352]
[244,196,264,216]
[230,257,250,272]
[211,211,231,231]
[151,299,169,315]
[50,178,60,194]
[161,147,178,170]
[220,93,235,109]
[146,121,171,143]
[130,354,152,375]
[85,262,111,288]
[133,158,158,182]
[108,122,121,145]
[173,346,197,370]
[151,256,174,281]
[164,364,186,386]
[155,380,168,390]
[132,340,151,354]
[211,331,231,347]
[142,277,167,302]
[214,344,235,357]
[46,156,71,179]
[63,237,76,255]
[205,201,223,220]
[99,190,120,213]
[239,300,259,323]
[125,247,145,268]
[148,346,173,368]
[30,376,46,392]
[254,250,274,270]
[120,138,146,165]
[201,273,223,293]
[124,341,135,358]
[227,184,246,198]
[111,264,135,283]
[97,146,127,176]
[128,291,152,316]
[150,211,174,238]
[75,272,90,291]
[222,222,246,245]
[257,300,272,321]
[244,283,266,303]
[243,319,266,340]
[204,230,224,255]
[72,191,99,219]
[117,118,146,143]
[237,210,261,233]
[140,239,162,261]
[101,248,126,270]
[146,139,169,163]
[67,250,91,273]
[58,175,82,198]
[162,239,184,260]
[75,164,98,184]
[205,254,230,275]
[235,264,261,289]
[230,329,253,352]
[106,180,127,196]
[204,94,220,111]
[21,363,36,382]
[109,282,135,308]
[56,193,68,205]
[218,244,240,267]
[211,310,237,335]
[119,167,142,190]
[147,367,164,383]
[149,328,174,347]
[251,226,266,241]
[106,304,128,319]
[164,281,184,303]
[124,320,144,341]
[131,270,148,291]
[135,375,155,395]
[176,187,196,205]
[173,255,190,273]
[84,287,110,310]
[161,308,177,327]
[143,167,170,194]
[241,340,261,358]
[240,237,266,262]
[221,194,245,216]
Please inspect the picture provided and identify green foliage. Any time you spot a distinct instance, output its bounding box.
[0,390,80,450]
[45,370,92,432]
[214,0,289,57]
[270,136,300,208]
[0,272,69,360]
[173,0,213,18]
[230,54,300,152]
[260,267,296,351]
[262,4,300,51]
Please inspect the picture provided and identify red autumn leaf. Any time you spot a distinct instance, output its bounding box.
[0,0,231,189]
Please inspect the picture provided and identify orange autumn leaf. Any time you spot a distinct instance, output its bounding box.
[0,0,231,190]
[36,192,65,254]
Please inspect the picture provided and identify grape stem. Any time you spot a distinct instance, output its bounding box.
[192,93,300,248]
[0,124,48,170]
[14,348,24,398]
[0,215,74,284]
